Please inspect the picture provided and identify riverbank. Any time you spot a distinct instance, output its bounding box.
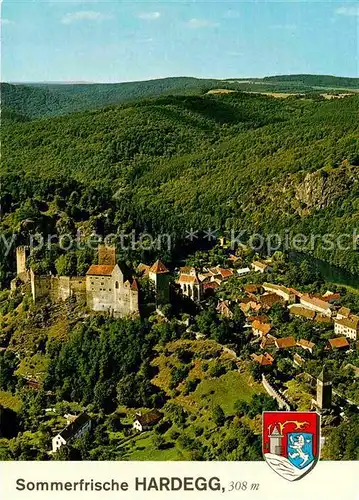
[288,252,359,291]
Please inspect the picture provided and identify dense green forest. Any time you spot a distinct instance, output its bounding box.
[262,74,359,89]
[2,74,358,119]
[1,77,358,462]
[1,91,358,280]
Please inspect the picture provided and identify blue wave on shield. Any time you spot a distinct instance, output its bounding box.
[287,433,314,470]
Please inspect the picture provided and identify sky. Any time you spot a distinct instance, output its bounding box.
[1,0,358,83]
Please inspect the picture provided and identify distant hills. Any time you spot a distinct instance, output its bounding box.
[2,74,358,120]
[262,74,359,88]
[2,89,359,273]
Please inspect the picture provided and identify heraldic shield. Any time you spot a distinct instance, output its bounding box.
[262,411,320,481]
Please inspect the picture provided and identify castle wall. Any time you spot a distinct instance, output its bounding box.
[29,255,139,318]
[31,273,87,304]
[69,277,86,301]
[31,272,52,303]
[57,277,71,301]
[262,375,291,411]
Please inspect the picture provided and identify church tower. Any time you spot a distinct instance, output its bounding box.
[316,365,332,410]
[149,260,170,305]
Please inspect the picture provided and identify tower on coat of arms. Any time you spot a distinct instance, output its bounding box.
[262,411,320,481]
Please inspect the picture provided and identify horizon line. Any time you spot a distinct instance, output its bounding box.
[3,72,359,86]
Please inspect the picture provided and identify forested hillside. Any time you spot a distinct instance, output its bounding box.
[2,74,358,119]
[263,74,359,89]
[1,78,219,119]
[1,92,359,282]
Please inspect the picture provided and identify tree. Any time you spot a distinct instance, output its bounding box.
[233,400,249,416]
[212,405,225,426]
[55,252,78,276]
[0,405,18,438]
[152,434,165,450]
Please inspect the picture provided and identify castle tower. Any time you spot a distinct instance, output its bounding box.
[269,425,283,455]
[149,260,170,305]
[16,246,30,277]
[130,279,140,314]
[98,245,116,266]
[317,365,332,410]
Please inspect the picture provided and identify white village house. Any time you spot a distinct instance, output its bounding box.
[300,294,333,317]
[52,413,92,453]
[251,260,272,274]
[334,315,359,341]
[263,283,296,303]
[133,410,163,432]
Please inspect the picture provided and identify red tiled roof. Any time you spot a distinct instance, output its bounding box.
[178,274,200,285]
[149,260,168,274]
[248,315,269,323]
[135,410,163,427]
[86,265,115,276]
[131,279,139,291]
[180,266,192,274]
[290,306,316,320]
[244,284,262,293]
[275,336,296,349]
[315,314,333,324]
[297,339,316,349]
[251,352,274,366]
[328,337,350,349]
[252,320,272,335]
[203,281,220,290]
[321,293,341,302]
[301,294,331,311]
[217,268,234,278]
[137,263,150,275]
[260,293,283,308]
[260,335,277,349]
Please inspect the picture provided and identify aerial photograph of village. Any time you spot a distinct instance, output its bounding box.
[0,0,358,462]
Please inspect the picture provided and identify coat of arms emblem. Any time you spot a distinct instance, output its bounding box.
[262,411,320,481]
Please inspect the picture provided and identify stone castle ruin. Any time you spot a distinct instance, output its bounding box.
[11,245,169,318]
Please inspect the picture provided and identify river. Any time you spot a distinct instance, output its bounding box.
[289,252,359,290]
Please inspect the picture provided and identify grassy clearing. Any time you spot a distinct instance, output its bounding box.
[191,370,264,416]
[15,352,50,381]
[0,391,22,411]
[124,339,264,460]
[123,434,185,461]
[284,379,313,411]
[207,89,237,95]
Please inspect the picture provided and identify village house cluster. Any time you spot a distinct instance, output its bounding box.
[9,245,358,448]
[174,255,358,367]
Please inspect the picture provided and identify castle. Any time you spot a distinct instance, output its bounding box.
[12,246,169,318]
